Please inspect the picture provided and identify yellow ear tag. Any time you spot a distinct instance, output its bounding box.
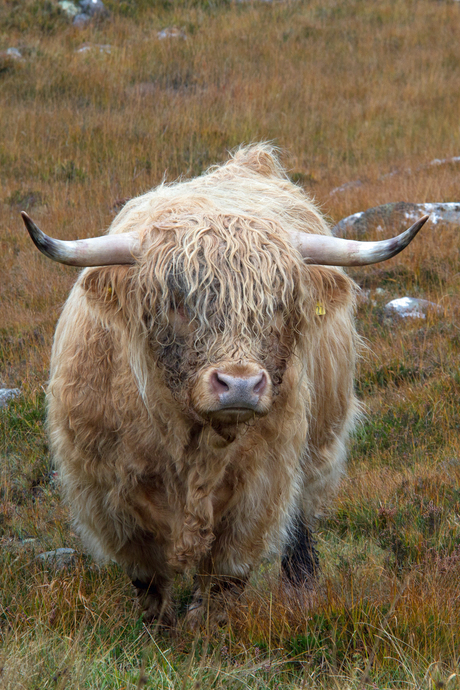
[107,285,113,299]
[316,302,326,316]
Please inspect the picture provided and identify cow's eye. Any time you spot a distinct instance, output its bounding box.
[168,301,193,336]
[270,311,284,332]
[176,302,187,320]
[269,304,285,331]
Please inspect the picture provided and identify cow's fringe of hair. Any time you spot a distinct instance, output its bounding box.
[138,214,306,350]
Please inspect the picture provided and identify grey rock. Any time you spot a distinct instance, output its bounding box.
[0,388,21,409]
[384,297,441,320]
[402,202,460,226]
[72,0,109,25]
[37,548,77,568]
[73,13,91,26]
[78,0,108,17]
[58,1,79,17]
[332,201,460,238]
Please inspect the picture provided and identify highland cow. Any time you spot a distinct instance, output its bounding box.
[22,144,427,626]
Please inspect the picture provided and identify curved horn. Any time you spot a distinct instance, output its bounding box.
[21,212,137,267]
[289,215,429,266]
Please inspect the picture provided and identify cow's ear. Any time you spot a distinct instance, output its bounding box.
[81,265,137,315]
[308,266,356,317]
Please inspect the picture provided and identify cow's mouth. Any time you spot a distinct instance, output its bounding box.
[207,407,266,425]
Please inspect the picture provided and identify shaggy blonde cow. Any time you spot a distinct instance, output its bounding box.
[22,145,427,626]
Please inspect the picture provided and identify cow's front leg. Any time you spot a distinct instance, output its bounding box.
[132,573,176,627]
[185,557,249,629]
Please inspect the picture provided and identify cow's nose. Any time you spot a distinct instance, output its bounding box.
[210,370,267,409]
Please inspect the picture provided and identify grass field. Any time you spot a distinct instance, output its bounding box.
[1,0,460,687]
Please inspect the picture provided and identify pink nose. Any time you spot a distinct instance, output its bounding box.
[210,370,267,410]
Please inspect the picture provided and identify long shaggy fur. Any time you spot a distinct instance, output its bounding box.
[48,144,359,623]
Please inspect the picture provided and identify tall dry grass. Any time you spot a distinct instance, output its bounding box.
[1,0,460,688]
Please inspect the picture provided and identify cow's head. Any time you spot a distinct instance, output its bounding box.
[133,214,318,425]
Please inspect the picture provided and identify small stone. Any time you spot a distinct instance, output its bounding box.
[427,156,460,167]
[384,297,441,320]
[37,548,77,568]
[76,43,111,54]
[157,27,187,40]
[0,388,21,409]
[0,49,24,69]
[359,287,387,307]
[6,48,23,60]
[329,180,363,196]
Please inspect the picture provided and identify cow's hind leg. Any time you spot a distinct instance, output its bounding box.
[281,514,319,587]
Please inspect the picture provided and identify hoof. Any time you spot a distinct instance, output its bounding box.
[132,579,176,629]
[184,598,230,631]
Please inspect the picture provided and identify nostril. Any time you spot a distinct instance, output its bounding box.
[253,372,267,396]
[211,371,230,394]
